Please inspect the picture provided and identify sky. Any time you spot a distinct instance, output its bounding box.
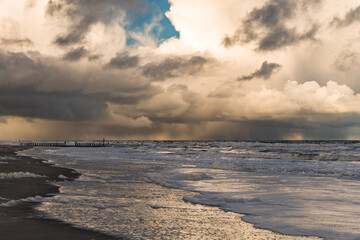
[1,0,360,140]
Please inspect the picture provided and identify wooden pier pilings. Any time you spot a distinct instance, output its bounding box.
[20,141,109,147]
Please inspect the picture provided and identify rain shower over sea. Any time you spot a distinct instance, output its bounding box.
[21,141,360,240]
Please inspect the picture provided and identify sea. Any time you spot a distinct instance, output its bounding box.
[18,141,360,240]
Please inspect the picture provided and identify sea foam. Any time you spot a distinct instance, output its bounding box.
[0,172,45,179]
[0,196,43,207]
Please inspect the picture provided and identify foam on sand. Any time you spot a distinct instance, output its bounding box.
[0,156,17,161]
[145,170,213,188]
[0,196,43,207]
[76,172,112,183]
[183,193,261,207]
[0,172,45,179]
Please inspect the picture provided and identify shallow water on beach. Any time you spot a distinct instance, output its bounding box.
[21,141,360,240]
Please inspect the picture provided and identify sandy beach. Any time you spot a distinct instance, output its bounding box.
[0,145,120,240]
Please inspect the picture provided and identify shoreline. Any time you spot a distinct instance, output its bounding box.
[23,147,322,240]
[2,145,323,240]
[0,145,122,240]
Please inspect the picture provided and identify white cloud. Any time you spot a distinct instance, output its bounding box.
[206,80,360,121]
[285,80,360,113]
[0,0,127,60]
[164,0,256,53]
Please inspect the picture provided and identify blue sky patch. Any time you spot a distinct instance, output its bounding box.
[125,0,179,46]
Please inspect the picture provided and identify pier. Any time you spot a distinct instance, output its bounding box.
[20,139,110,147]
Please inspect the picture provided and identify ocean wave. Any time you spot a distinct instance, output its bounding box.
[183,194,261,207]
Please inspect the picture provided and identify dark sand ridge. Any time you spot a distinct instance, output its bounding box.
[0,145,122,240]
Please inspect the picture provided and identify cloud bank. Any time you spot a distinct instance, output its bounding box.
[1,0,360,140]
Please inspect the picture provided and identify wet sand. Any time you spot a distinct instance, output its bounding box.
[33,159,322,240]
[0,145,121,240]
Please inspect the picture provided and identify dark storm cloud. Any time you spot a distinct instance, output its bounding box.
[0,87,108,121]
[106,52,139,69]
[62,46,88,61]
[144,113,360,140]
[88,54,101,61]
[0,51,37,70]
[205,115,359,140]
[29,112,360,140]
[142,56,208,81]
[54,24,91,46]
[238,61,282,80]
[331,5,360,28]
[1,38,33,46]
[223,0,319,51]
[258,25,318,51]
[100,113,360,140]
[0,50,157,121]
[46,0,140,46]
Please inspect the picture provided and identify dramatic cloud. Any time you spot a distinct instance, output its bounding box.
[0,50,157,122]
[239,61,282,80]
[106,52,140,69]
[223,0,319,51]
[47,0,139,46]
[0,87,108,121]
[1,0,360,140]
[331,5,360,28]
[142,56,209,81]
[62,46,88,61]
